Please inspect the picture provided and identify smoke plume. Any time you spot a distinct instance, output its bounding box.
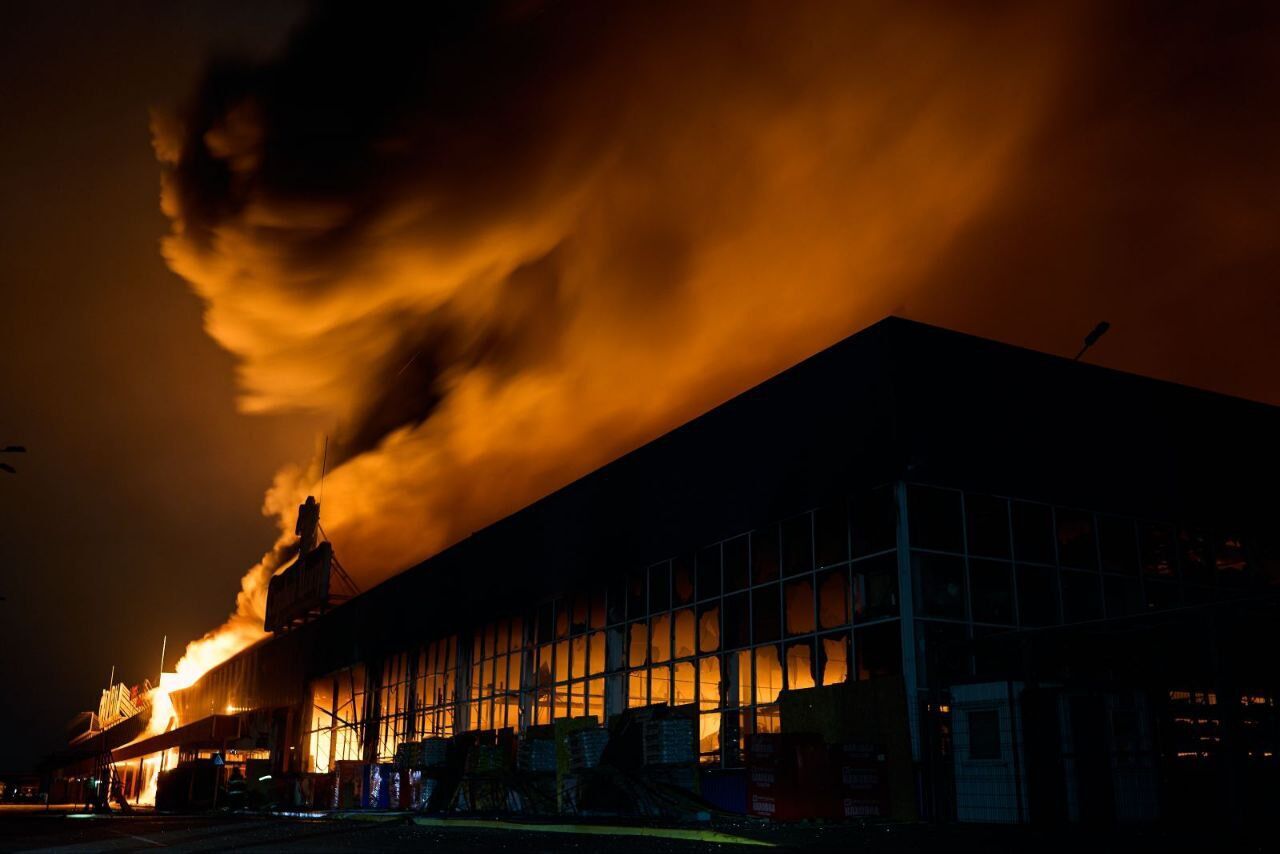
[150,1,1280,699]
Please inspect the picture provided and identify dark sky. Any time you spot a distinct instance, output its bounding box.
[0,2,316,770]
[2,1,1279,773]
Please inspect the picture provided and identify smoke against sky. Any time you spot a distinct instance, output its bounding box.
[147,1,1280,690]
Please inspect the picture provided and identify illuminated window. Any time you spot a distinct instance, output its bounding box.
[628,669,648,708]
[755,646,783,705]
[673,661,696,705]
[414,636,457,739]
[699,713,722,761]
[698,603,721,653]
[673,608,695,659]
[819,633,850,686]
[650,613,671,663]
[650,665,670,704]
[628,622,648,668]
[376,652,411,760]
[698,655,721,709]
[785,640,815,691]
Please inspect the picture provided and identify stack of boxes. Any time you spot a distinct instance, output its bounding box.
[746,734,890,820]
[745,733,830,820]
[642,718,696,766]
[830,743,888,819]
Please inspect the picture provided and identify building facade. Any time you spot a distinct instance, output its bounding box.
[55,317,1280,823]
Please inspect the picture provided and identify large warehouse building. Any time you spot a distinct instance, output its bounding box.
[48,317,1280,824]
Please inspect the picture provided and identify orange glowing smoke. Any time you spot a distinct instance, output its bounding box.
[147,0,1280,712]
[148,2,1073,711]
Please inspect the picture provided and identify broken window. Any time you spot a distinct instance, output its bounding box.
[785,640,816,691]
[628,622,647,668]
[697,602,721,653]
[588,631,606,676]
[819,633,850,686]
[853,553,899,622]
[755,645,783,705]
[650,612,671,663]
[698,655,721,709]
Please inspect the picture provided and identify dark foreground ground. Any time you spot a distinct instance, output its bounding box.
[0,808,1271,853]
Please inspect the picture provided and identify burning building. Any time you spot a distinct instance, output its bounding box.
[43,317,1280,823]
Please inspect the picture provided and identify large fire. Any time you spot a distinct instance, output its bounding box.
[143,1,1280,722]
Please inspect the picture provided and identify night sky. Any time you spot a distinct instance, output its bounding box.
[2,1,1278,771]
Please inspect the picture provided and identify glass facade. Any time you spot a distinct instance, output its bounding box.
[303,484,903,768]
[301,481,1269,770]
[905,483,1269,689]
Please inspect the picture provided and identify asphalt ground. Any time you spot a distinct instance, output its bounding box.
[0,808,1271,853]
